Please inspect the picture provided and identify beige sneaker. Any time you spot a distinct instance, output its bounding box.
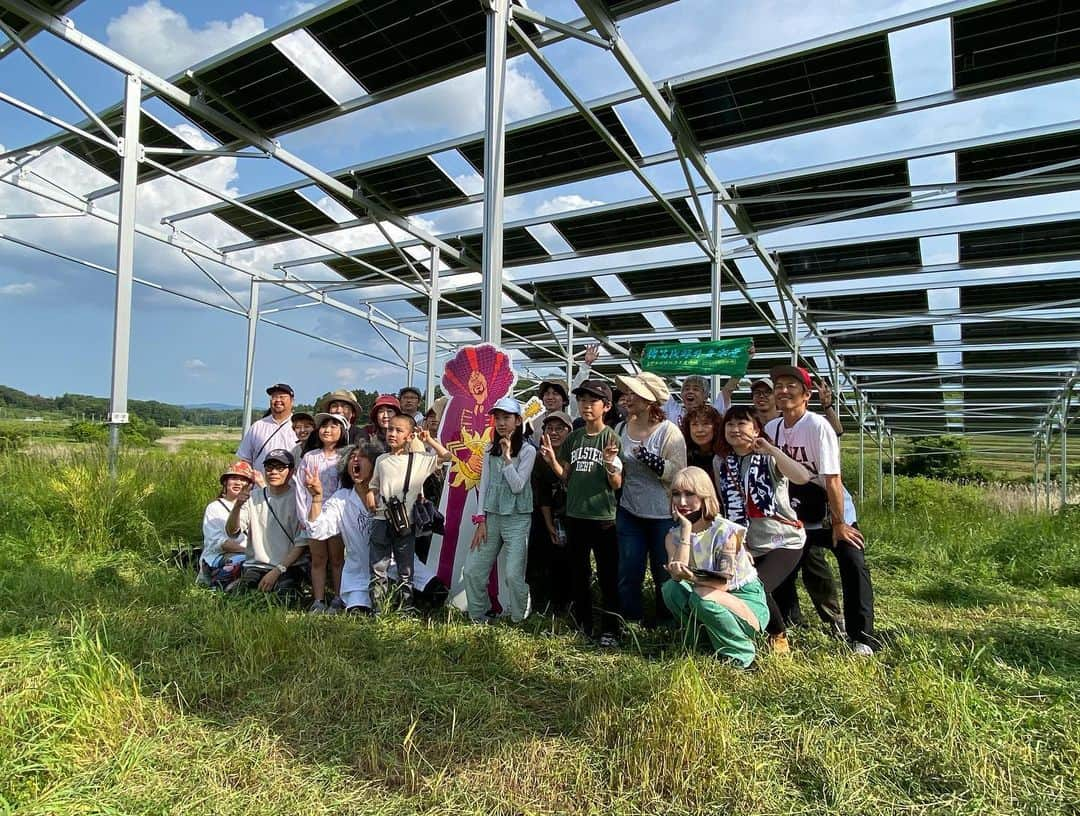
[769,632,791,656]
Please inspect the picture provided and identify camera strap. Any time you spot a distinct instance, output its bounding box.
[252,419,289,464]
[401,452,414,501]
[263,487,295,542]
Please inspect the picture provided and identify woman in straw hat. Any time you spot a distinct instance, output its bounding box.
[613,371,687,626]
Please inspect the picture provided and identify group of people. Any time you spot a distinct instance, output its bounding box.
[199,347,878,667]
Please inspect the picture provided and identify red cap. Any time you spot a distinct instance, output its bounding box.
[769,365,812,393]
[369,394,402,424]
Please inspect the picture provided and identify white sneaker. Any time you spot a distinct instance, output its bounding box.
[598,633,620,648]
[308,600,330,614]
[851,641,874,657]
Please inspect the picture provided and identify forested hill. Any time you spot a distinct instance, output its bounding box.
[0,385,389,427]
[0,385,247,427]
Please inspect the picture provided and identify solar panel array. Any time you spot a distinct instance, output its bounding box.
[13,0,1080,441]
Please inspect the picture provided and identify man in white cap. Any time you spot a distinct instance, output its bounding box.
[237,383,299,475]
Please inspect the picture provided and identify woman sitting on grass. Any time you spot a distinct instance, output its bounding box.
[662,466,770,668]
[681,404,723,490]
[714,406,810,655]
[198,461,257,589]
[298,413,350,613]
[304,444,447,615]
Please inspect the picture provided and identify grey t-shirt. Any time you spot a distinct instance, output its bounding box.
[618,420,683,520]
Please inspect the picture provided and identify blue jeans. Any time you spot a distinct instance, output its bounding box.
[616,507,673,623]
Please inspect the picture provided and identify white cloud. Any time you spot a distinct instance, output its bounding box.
[282,1,317,16]
[183,358,207,376]
[335,366,357,383]
[534,194,604,217]
[0,282,35,296]
[105,1,265,77]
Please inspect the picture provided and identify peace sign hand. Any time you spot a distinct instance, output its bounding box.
[539,432,557,464]
[303,468,322,498]
[602,440,620,465]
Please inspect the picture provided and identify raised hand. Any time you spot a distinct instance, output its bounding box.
[416,427,431,444]
[303,468,322,498]
[539,432,557,464]
[816,379,834,409]
[583,343,601,366]
[602,440,619,465]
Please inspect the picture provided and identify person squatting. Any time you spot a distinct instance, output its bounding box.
[203,348,879,667]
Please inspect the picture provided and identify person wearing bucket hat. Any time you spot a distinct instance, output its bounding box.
[613,372,687,627]
[236,381,299,474]
[765,365,878,656]
[528,410,574,613]
[526,344,603,439]
[197,461,256,588]
[359,394,424,454]
[465,397,537,623]
[296,413,351,612]
[319,389,363,443]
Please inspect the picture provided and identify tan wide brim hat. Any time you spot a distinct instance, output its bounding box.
[616,372,670,403]
[318,388,361,414]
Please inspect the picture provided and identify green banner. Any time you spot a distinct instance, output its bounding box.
[640,338,753,377]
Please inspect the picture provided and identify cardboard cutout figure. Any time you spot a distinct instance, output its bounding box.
[427,344,516,608]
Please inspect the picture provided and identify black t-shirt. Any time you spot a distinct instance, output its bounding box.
[532,458,566,518]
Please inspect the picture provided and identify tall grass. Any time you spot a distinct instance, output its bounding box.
[0,449,1077,814]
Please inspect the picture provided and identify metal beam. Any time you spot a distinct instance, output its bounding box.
[481,0,509,344]
[106,75,140,474]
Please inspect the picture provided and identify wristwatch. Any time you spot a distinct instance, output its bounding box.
[274,563,287,574]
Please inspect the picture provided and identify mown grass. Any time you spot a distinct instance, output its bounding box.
[0,448,1077,815]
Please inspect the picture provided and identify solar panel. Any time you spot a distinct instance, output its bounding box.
[60,112,192,182]
[960,319,1077,342]
[619,261,740,298]
[0,1,83,42]
[953,0,1080,89]
[779,238,922,280]
[329,156,468,215]
[456,227,548,265]
[552,198,700,252]
[589,313,652,334]
[843,353,938,370]
[175,43,338,136]
[530,278,609,306]
[214,191,339,241]
[736,160,910,227]
[827,323,935,345]
[958,218,1080,263]
[963,347,1079,367]
[326,247,424,281]
[960,278,1080,309]
[807,289,927,315]
[667,302,762,331]
[956,128,1080,201]
[669,35,895,148]
[458,106,641,190]
[305,0,539,94]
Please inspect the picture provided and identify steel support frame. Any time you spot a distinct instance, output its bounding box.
[106,75,140,474]
[481,0,509,344]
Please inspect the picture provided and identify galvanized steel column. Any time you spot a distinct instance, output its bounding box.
[425,245,439,408]
[710,194,723,398]
[241,278,259,436]
[1061,397,1069,510]
[481,0,509,345]
[106,75,141,474]
[858,397,865,505]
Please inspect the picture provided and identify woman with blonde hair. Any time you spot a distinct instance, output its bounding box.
[662,466,770,668]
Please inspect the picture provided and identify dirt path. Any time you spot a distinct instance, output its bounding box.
[157,431,236,453]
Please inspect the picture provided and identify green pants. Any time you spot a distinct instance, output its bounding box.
[661,579,769,668]
[463,512,531,622]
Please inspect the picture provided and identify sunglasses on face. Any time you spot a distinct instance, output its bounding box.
[264,463,289,473]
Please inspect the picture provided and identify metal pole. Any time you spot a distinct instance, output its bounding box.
[889,433,896,512]
[425,245,439,407]
[242,278,259,436]
[566,321,574,387]
[481,0,509,345]
[1061,397,1069,510]
[106,75,141,476]
[858,398,865,505]
[1032,440,1039,512]
[1046,429,1052,512]
[406,338,415,388]
[709,193,723,399]
[791,298,799,365]
[877,423,884,506]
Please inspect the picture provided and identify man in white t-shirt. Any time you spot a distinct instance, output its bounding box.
[764,365,878,655]
[237,383,299,474]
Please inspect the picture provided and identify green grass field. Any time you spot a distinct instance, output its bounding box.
[0,448,1077,815]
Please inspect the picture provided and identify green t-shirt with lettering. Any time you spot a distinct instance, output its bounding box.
[558,426,622,521]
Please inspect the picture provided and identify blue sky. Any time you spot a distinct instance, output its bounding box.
[0,0,1077,408]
